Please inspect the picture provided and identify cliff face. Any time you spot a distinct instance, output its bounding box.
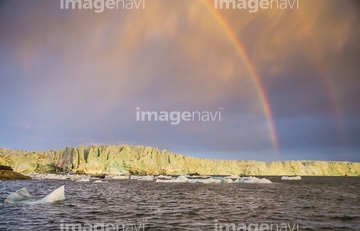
[0,145,359,176]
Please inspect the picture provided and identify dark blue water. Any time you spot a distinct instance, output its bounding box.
[0,177,359,231]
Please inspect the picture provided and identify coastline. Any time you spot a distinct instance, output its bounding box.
[1,145,359,176]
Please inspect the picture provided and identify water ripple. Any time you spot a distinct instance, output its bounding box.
[0,177,359,230]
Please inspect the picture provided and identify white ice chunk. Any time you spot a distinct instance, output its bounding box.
[75,178,90,182]
[233,177,245,183]
[175,175,189,182]
[211,177,232,183]
[242,176,272,184]
[93,180,107,183]
[4,187,32,203]
[281,176,301,180]
[156,179,174,183]
[156,175,172,180]
[226,175,240,179]
[138,176,154,181]
[4,185,65,204]
[156,175,190,183]
[44,174,68,180]
[188,177,223,184]
[40,185,65,203]
[130,175,139,180]
[112,175,129,180]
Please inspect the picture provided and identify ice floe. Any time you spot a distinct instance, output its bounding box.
[226,175,240,179]
[155,175,172,180]
[242,176,272,184]
[138,175,154,181]
[4,185,65,204]
[155,175,189,183]
[130,175,140,180]
[188,177,223,184]
[175,175,189,182]
[18,173,272,184]
[281,176,301,180]
[111,175,129,180]
[94,180,107,183]
[153,175,271,184]
[74,178,90,182]
[28,174,69,180]
[155,179,175,183]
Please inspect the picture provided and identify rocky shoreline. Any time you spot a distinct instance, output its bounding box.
[0,165,31,180]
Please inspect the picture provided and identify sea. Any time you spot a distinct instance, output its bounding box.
[0,176,359,231]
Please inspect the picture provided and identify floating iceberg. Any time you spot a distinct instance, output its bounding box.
[156,179,175,183]
[186,175,210,179]
[226,175,240,179]
[155,175,176,182]
[138,175,154,181]
[30,174,69,180]
[155,176,234,184]
[243,176,272,184]
[156,175,192,183]
[75,178,90,182]
[94,180,107,183]
[4,185,65,204]
[210,177,233,183]
[233,177,245,183]
[233,176,272,184]
[188,177,224,184]
[112,175,129,180]
[156,175,172,180]
[281,176,301,180]
[44,174,68,180]
[175,175,189,182]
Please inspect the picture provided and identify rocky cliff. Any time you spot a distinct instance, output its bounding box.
[0,145,359,176]
[0,165,31,180]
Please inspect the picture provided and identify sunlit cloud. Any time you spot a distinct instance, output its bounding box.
[0,0,359,160]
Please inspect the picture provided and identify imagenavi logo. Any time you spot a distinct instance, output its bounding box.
[136,107,224,125]
[60,0,145,13]
[214,0,299,12]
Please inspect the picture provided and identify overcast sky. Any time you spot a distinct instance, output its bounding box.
[0,0,359,161]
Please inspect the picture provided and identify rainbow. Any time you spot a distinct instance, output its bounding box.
[307,37,347,143]
[201,0,279,152]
